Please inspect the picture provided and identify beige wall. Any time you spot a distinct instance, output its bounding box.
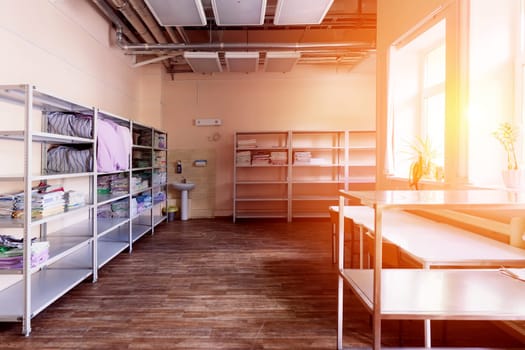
[0,0,376,218]
[162,61,376,216]
[0,0,159,125]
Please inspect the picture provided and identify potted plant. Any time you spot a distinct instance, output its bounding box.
[492,122,521,188]
[407,136,444,190]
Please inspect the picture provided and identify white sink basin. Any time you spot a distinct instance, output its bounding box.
[171,182,195,221]
[172,182,195,191]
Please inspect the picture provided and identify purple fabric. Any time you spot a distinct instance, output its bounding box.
[114,123,132,170]
[97,119,131,172]
[0,252,49,269]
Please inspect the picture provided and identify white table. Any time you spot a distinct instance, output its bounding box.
[331,205,525,268]
[337,190,525,350]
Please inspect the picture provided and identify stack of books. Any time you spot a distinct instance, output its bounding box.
[294,151,312,164]
[236,151,251,166]
[237,139,257,148]
[31,190,65,218]
[270,151,287,165]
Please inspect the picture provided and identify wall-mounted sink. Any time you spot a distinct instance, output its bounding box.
[172,182,195,191]
[171,181,195,221]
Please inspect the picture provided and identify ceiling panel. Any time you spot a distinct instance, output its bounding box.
[211,0,267,26]
[274,0,335,25]
[183,52,223,73]
[144,0,207,26]
[225,52,260,72]
[264,52,301,72]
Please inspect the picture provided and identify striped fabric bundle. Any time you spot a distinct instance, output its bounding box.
[47,111,93,138]
[47,146,93,173]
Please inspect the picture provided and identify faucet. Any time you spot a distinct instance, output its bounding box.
[181,177,187,183]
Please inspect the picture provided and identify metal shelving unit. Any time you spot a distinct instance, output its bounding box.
[0,84,96,335]
[0,84,169,335]
[233,130,376,221]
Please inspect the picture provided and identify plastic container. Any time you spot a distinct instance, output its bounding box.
[163,206,179,222]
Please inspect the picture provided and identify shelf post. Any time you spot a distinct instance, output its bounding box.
[337,194,345,349]
[22,84,33,336]
[372,206,383,349]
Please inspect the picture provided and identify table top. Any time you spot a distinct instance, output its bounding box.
[341,269,525,320]
[340,190,525,210]
[331,205,525,266]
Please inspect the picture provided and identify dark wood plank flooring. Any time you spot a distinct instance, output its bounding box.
[0,218,523,349]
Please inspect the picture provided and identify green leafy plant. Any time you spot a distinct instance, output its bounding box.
[492,122,519,170]
[407,136,443,190]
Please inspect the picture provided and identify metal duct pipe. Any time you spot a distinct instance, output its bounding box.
[110,0,155,43]
[165,27,183,44]
[128,0,168,44]
[116,32,375,52]
[91,0,139,43]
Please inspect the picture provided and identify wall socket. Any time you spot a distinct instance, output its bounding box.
[194,118,222,126]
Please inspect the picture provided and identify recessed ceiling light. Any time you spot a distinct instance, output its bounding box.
[211,0,267,26]
[225,52,260,72]
[145,0,207,26]
[274,0,334,25]
[264,52,301,72]
[183,52,222,73]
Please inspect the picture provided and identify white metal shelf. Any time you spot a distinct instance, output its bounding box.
[291,195,338,201]
[291,211,330,218]
[0,84,169,336]
[236,164,288,168]
[235,197,289,201]
[97,217,130,237]
[0,244,92,321]
[236,180,288,185]
[291,180,343,184]
[97,192,129,206]
[235,212,288,219]
[236,147,289,151]
[132,144,152,150]
[153,215,167,226]
[292,146,345,150]
[30,204,93,226]
[292,163,344,167]
[131,167,153,172]
[98,225,130,268]
[0,85,93,112]
[233,130,376,222]
[0,130,94,144]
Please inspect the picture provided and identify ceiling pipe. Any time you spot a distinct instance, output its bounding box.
[91,0,139,43]
[128,0,168,44]
[165,27,183,44]
[116,30,375,52]
[132,54,181,68]
[109,0,156,43]
[127,0,188,44]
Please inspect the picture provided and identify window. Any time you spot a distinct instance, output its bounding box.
[466,0,521,187]
[387,20,446,181]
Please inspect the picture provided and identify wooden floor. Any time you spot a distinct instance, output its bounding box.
[0,218,523,349]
